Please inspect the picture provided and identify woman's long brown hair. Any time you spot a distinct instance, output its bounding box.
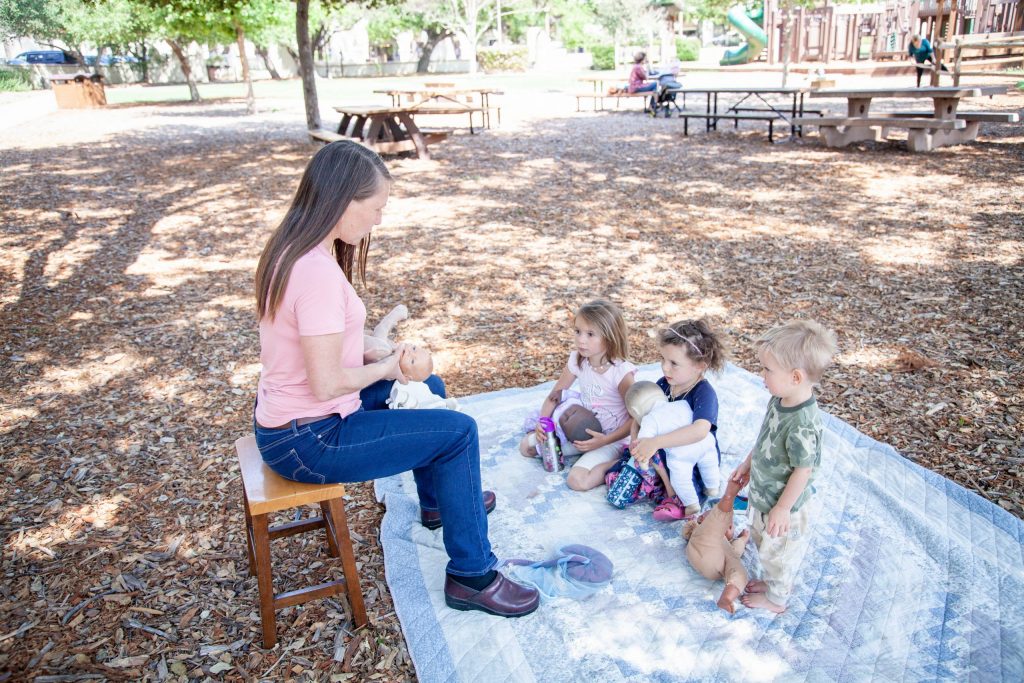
[255,141,391,320]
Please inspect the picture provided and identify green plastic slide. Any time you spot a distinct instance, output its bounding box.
[720,5,767,66]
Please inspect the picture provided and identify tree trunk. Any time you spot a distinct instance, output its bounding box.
[139,43,150,84]
[416,28,453,73]
[234,19,255,115]
[93,45,107,76]
[256,45,282,79]
[464,33,478,74]
[296,0,320,130]
[167,38,201,102]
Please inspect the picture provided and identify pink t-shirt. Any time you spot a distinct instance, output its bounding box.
[566,351,637,434]
[255,244,366,427]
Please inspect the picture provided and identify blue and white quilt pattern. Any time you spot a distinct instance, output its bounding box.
[375,364,1024,682]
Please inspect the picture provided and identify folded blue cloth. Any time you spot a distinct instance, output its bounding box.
[501,544,613,602]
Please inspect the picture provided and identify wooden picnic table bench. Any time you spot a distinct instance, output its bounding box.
[310,105,448,159]
[374,86,502,129]
[575,90,653,112]
[794,85,1012,151]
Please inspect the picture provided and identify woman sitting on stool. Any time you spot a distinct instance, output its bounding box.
[252,141,539,618]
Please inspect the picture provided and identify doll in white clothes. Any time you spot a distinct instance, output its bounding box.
[627,381,720,517]
[364,305,457,410]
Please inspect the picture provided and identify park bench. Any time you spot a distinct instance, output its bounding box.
[791,115,966,151]
[879,111,1020,123]
[310,127,450,146]
[406,104,491,134]
[575,91,652,112]
[678,112,781,142]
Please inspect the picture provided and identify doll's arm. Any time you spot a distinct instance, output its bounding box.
[372,304,409,340]
[363,334,395,363]
[644,418,712,453]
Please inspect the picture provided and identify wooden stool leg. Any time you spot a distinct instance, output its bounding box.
[242,485,256,577]
[319,500,340,558]
[251,512,278,648]
[325,497,368,628]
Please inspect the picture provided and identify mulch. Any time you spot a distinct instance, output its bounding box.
[1,84,1021,681]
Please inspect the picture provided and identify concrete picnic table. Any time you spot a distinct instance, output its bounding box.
[793,85,1015,152]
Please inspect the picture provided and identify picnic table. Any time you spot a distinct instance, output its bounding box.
[309,105,443,159]
[793,85,1014,152]
[662,86,818,141]
[374,86,502,130]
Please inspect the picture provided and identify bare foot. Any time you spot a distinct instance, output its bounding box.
[740,591,785,614]
[744,579,767,593]
[717,584,741,614]
[737,529,750,541]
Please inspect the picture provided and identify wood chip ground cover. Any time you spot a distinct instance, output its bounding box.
[0,77,1021,681]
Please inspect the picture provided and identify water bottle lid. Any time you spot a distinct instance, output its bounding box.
[538,416,556,432]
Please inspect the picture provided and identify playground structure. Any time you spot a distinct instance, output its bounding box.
[720,0,1024,68]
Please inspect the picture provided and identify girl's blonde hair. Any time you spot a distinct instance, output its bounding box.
[657,319,727,372]
[575,299,629,368]
[753,319,837,382]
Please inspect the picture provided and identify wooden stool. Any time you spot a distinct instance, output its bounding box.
[235,436,368,648]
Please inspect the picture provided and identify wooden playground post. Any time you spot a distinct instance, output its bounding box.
[930,0,959,86]
[930,0,945,86]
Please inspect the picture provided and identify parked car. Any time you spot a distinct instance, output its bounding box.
[8,50,82,65]
[84,54,140,66]
[711,32,743,47]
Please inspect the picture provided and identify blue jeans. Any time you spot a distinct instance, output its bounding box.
[253,375,497,577]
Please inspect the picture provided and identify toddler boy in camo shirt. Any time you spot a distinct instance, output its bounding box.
[729,320,837,613]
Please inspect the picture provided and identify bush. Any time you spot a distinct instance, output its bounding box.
[676,37,701,62]
[477,45,528,72]
[590,45,614,71]
[0,68,33,91]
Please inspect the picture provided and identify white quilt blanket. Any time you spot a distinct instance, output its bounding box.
[374,363,1024,682]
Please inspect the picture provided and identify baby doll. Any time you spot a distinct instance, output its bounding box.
[682,477,750,614]
[364,305,456,409]
[363,304,433,382]
[626,381,720,517]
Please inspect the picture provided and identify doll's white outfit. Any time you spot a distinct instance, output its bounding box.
[387,381,459,411]
[639,400,719,508]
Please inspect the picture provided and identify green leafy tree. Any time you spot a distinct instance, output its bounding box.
[589,0,663,65]
[0,0,134,67]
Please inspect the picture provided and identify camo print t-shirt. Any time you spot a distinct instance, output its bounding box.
[749,396,822,514]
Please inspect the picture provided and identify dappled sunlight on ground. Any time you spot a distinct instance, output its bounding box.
[0,75,1020,678]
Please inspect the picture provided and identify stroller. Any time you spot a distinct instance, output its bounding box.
[650,65,684,118]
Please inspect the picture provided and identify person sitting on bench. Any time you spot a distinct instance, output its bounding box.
[627,51,658,111]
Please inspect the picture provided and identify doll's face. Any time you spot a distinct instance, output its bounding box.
[400,345,433,382]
